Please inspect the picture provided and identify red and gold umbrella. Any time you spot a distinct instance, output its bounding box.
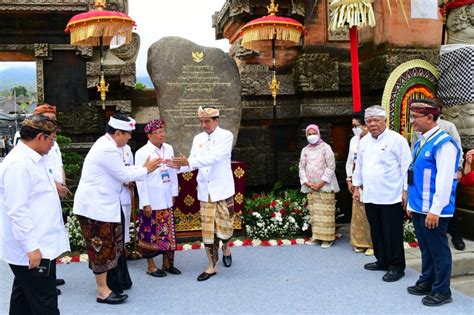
[240,0,304,182]
[65,0,135,106]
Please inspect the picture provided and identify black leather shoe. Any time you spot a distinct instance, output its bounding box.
[96,291,128,304]
[56,288,61,296]
[146,269,167,277]
[364,262,388,271]
[163,266,182,275]
[422,293,452,307]
[452,238,465,251]
[383,270,405,282]
[223,254,232,268]
[56,278,65,286]
[407,281,432,296]
[197,272,216,282]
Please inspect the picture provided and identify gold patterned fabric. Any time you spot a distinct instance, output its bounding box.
[307,192,336,241]
[200,197,234,244]
[350,199,373,249]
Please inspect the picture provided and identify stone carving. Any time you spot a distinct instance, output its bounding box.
[34,43,50,58]
[291,0,305,16]
[59,103,103,135]
[75,46,93,59]
[87,0,127,12]
[110,32,140,62]
[86,62,100,88]
[120,62,136,87]
[232,38,260,60]
[147,36,242,156]
[36,60,44,103]
[86,60,135,88]
[241,64,294,96]
[230,0,250,16]
[90,100,131,113]
[301,97,353,117]
[294,53,339,92]
[445,3,474,44]
[0,0,89,11]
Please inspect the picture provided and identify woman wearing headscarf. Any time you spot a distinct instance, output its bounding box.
[346,112,373,256]
[299,124,339,248]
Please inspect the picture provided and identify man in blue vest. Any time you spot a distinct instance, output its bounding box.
[406,98,460,307]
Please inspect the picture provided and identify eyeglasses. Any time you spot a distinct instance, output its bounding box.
[409,114,428,122]
[44,134,56,143]
[151,130,166,135]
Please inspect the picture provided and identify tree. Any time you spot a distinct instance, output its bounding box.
[135,82,147,90]
[11,85,29,97]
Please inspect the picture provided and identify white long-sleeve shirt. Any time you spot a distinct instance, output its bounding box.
[0,141,70,266]
[353,128,412,204]
[135,141,178,210]
[119,145,134,206]
[345,135,360,178]
[407,126,458,216]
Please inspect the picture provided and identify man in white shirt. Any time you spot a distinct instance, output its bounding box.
[172,106,235,282]
[406,99,460,307]
[33,104,68,291]
[0,115,70,315]
[73,114,161,305]
[135,119,181,277]
[353,105,412,282]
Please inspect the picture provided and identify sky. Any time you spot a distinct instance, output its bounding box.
[0,0,229,77]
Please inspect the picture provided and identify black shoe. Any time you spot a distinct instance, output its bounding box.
[364,262,388,271]
[223,254,232,268]
[96,291,128,304]
[56,288,61,296]
[197,272,216,282]
[163,266,182,275]
[452,238,465,251]
[56,279,65,286]
[146,269,167,277]
[422,293,452,307]
[383,270,405,282]
[407,281,432,296]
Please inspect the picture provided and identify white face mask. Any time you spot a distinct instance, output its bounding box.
[307,134,319,144]
[352,127,362,137]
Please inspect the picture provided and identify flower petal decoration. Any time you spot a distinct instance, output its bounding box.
[328,0,376,31]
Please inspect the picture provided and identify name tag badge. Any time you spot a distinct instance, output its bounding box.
[161,169,170,183]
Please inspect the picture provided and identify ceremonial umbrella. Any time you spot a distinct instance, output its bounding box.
[240,0,304,182]
[65,0,135,108]
[329,0,376,112]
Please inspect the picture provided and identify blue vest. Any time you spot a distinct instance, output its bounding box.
[408,129,460,217]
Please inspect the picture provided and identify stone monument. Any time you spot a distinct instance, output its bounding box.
[147,36,242,155]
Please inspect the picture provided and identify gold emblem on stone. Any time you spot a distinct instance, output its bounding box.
[234,167,245,179]
[184,194,195,207]
[192,51,204,63]
[234,192,244,205]
[182,172,194,181]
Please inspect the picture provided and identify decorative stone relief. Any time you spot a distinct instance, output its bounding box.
[232,38,260,60]
[291,0,305,16]
[230,0,249,16]
[110,32,140,62]
[0,0,89,11]
[34,43,50,59]
[86,62,100,88]
[120,62,136,87]
[59,103,103,134]
[90,100,132,113]
[301,97,353,117]
[88,0,127,12]
[294,53,339,92]
[36,60,44,103]
[241,64,294,96]
[75,46,93,59]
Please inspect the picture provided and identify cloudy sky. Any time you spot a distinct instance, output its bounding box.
[0,0,229,76]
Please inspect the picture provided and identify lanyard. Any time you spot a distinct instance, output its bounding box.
[412,129,438,165]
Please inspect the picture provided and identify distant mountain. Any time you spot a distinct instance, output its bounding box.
[0,67,36,91]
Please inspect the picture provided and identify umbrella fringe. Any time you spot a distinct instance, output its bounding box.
[328,0,376,31]
[69,21,133,46]
[241,26,303,50]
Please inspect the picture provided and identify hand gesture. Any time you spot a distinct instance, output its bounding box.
[55,182,69,200]
[172,155,189,167]
[425,212,439,229]
[143,156,162,173]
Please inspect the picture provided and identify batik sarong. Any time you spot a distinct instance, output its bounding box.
[138,208,177,258]
[350,199,373,248]
[307,191,336,241]
[200,197,234,245]
[77,215,123,274]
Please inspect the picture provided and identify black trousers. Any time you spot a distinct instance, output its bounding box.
[9,263,59,315]
[447,211,463,241]
[365,202,406,272]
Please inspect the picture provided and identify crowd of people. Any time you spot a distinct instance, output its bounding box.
[0,99,471,313]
